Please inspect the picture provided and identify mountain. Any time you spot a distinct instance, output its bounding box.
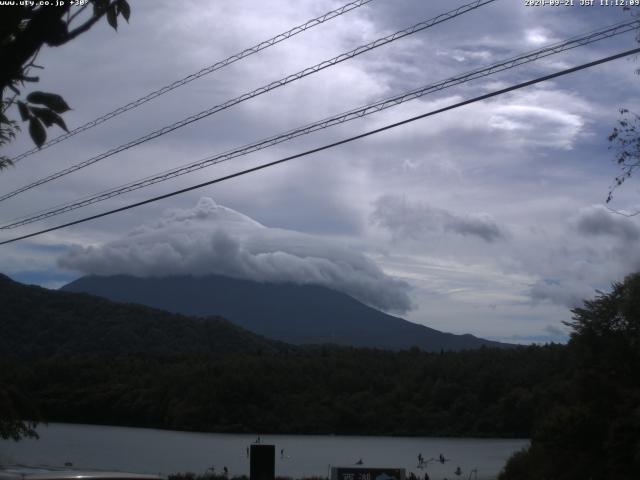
[61,274,507,351]
[0,273,285,358]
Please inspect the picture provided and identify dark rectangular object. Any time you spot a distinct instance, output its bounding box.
[250,444,275,480]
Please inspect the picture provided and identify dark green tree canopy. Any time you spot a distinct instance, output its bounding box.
[501,272,640,480]
[568,272,640,342]
[0,385,39,441]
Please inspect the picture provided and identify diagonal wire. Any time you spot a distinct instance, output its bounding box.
[0,0,497,203]
[2,17,638,230]
[9,0,376,164]
[2,46,639,246]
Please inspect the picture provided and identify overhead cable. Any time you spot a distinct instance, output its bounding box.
[0,0,497,203]
[2,46,639,246]
[2,18,638,230]
[9,0,376,164]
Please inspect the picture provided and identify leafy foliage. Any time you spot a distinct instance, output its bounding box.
[0,101,18,170]
[0,381,39,441]
[0,0,130,163]
[500,273,640,480]
[607,109,640,205]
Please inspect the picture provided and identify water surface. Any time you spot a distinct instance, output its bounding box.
[0,424,527,480]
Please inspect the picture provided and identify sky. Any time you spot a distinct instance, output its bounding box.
[2,0,640,344]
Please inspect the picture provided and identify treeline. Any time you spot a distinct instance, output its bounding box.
[2,344,567,438]
[499,273,640,479]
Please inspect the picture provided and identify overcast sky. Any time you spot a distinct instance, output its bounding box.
[2,0,640,343]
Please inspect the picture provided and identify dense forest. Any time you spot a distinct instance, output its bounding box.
[1,345,567,438]
[499,273,640,480]
[1,273,639,478]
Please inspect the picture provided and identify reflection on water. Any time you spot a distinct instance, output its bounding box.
[0,424,528,480]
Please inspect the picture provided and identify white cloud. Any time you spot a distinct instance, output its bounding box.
[58,197,413,314]
[488,103,584,150]
[525,28,555,46]
[2,0,639,344]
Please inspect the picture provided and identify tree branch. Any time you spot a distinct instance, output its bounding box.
[67,3,90,25]
[64,0,118,43]
[605,205,640,217]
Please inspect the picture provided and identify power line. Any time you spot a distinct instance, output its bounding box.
[0,0,497,203]
[2,18,638,230]
[9,0,376,164]
[2,46,638,247]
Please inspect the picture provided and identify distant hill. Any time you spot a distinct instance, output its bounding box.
[62,274,508,351]
[0,273,285,358]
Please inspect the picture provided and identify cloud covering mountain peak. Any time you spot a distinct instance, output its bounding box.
[59,198,413,314]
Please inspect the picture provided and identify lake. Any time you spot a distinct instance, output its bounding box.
[0,424,528,480]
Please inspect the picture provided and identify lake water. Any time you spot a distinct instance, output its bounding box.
[0,424,528,480]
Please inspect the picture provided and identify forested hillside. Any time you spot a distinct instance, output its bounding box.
[0,274,286,358]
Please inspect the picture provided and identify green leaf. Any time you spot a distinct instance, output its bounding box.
[117,0,130,22]
[28,117,46,148]
[93,0,109,16]
[30,107,68,132]
[26,91,71,113]
[17,101,31,121]
[106,4,118,30]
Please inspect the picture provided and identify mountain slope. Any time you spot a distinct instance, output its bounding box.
[62,274,507,351]
[0,273,285,358]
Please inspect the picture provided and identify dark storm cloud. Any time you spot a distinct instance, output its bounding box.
[371,194,505,243]
[575,206,640,242]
